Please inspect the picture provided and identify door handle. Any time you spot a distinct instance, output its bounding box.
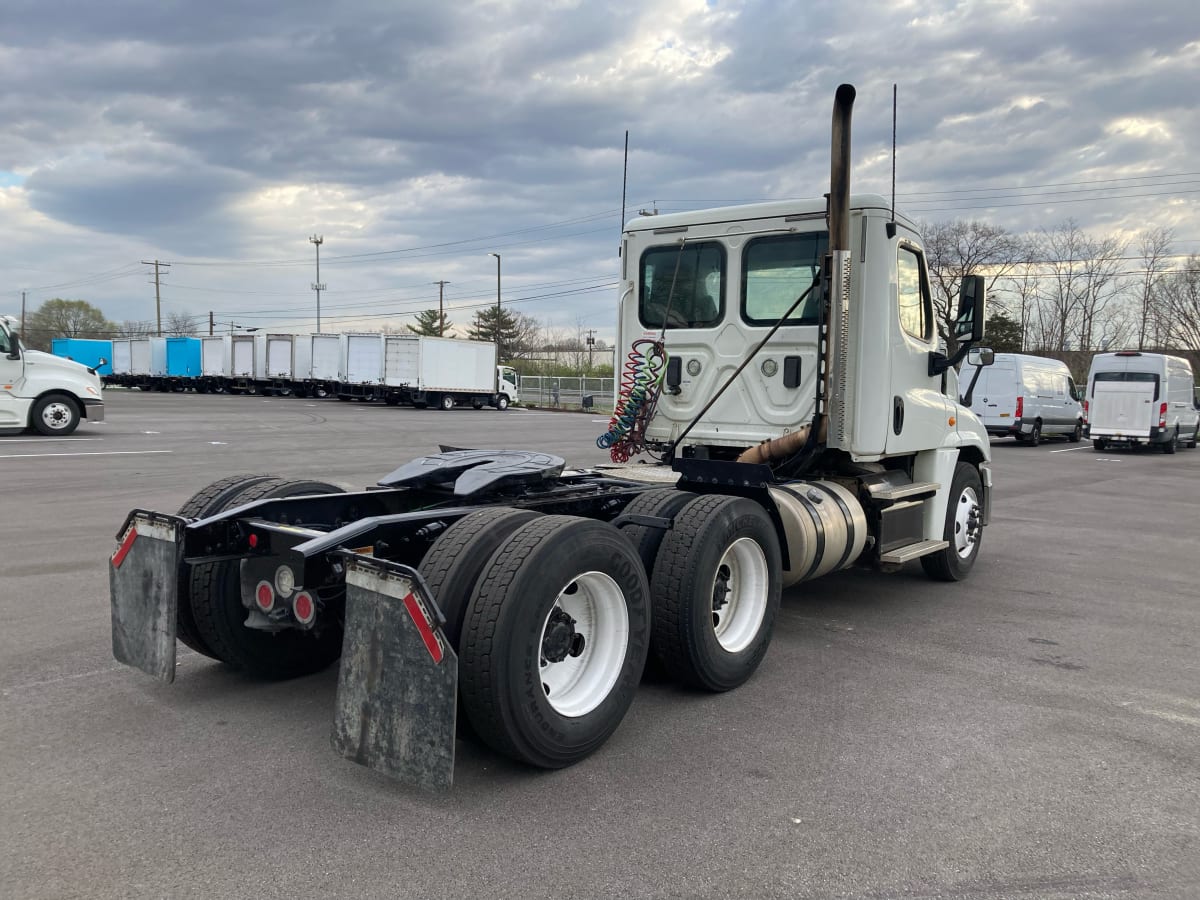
[893,396,905,435]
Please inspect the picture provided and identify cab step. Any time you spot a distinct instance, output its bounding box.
[867,480,940,502]
[879,539,948,565]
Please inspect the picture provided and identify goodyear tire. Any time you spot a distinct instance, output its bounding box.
[616,488,696,576]
[921,462,984,582]
[419,507,544,648]
[188,478,346,678]
[459,516,650,768]
[649,495,782,692]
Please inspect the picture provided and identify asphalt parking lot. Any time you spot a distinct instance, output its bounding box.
[2,391,1198,899]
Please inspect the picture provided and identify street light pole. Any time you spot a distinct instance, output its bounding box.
[488,252,501,354]
[310,235,325,333]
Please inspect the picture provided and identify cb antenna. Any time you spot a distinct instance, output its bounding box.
[619,130,629,256]
[887,83,898,239]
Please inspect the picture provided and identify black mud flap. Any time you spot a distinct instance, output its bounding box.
[332,555,458,791]
[109,510,187,682]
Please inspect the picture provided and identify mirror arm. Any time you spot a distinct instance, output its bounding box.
[960,358,986,406]
[928,337,976,377]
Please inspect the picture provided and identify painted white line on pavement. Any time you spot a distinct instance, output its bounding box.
[0,437,103,443]
[1132,706,1200,728]
[0,450,174,460]
[1049,445,1092,453]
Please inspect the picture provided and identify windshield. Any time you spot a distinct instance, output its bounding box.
[0,325,12,355]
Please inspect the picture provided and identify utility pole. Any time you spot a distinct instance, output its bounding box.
[141,260,170,335]
[209,311,214,336]
[488,252,501,355]
[20,290,26,337]
[432,281,450,336]
[310,235,325,333]
[585,328,596,373]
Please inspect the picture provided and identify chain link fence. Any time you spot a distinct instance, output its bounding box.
[519,376,615,411]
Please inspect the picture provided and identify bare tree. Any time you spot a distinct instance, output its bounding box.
[116,320,156,338]
[1157,254,1200,350]
[164,311,199,336]
[994,234,1046,351]
[920,220,1024,356]
[1136,227,1174,349]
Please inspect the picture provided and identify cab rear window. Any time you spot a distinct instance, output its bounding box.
[639,242,725,329]
[1093,371,1159,400]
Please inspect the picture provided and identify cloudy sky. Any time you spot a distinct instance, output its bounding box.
[3,0,1198,341]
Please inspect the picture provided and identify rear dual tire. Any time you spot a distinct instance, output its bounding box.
[457,516,650,769]
[182,476,346,679]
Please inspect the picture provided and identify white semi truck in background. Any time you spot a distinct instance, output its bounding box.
[108,84,994,789]
[0,316,105,435]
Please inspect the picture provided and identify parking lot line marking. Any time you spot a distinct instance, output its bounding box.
[0,449,174,460]
[1050,446,1092,453]
[0,437,103,443]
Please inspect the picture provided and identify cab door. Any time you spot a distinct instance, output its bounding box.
[884,242,951,454]
[0,329,26,428]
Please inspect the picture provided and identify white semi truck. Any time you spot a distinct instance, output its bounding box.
[108,84,994,789]
[0,316,105,435]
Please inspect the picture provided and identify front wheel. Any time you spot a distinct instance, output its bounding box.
[1069,423,1082,443]
[921,462,984,582]
[1188,425,1199,450]
[1093,438,1108,451]
[649,495,782,692]
[495,395,510,411]
[458,516,650,769]
[31,394,81,436]
[438,394,455,411]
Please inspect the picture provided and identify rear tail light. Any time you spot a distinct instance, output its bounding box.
[1082,400,1089,423]
[1159,402,1168,428]
[255,581,275,613]
[293,592,316,625]
[1015,396,1024,419]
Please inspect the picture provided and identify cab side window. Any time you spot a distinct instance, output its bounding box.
[0,330,9,355]
[897,246,932,342]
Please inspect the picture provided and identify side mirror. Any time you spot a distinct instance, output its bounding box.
[98,357,108,368]
[967,347,994,368]
[955,275,987,342]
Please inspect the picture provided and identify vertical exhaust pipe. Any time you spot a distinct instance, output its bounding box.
[829,84,856,251]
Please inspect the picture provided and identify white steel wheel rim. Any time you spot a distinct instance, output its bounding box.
[953,486,981,559]
[539,571,629,718]
[41,402,74,430]
[711,537,769,653]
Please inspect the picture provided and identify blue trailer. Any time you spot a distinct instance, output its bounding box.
[51,338,113,375]
[165,337,202,379]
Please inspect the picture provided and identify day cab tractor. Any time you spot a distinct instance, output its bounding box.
[109,84,994,790]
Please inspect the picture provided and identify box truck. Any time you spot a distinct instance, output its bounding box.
[380,335,515,409]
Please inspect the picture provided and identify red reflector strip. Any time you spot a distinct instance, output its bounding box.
[402,592,444,664]
[111,528,138,569]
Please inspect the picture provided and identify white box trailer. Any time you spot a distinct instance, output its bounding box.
[1085,351,1200,453]
[111,340,133,376]
[379,335,513,410]
[149,337,168,377]
[255,334,297,380]
[287,333,341,398]
[339,334,386,398]
[229,335,257,379]
[129,339,152,377]
[201,336,230,377]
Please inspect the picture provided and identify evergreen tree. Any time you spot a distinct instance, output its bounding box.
[407,309,452,336]
[465,306,540,362]
[984,310,1025,353]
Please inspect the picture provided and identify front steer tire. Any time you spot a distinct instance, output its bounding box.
[921,462,984,582]
[458,516,650,769]
[188,478,346,679]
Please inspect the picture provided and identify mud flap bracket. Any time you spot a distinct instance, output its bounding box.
[109,511,187,682]
[332,555,458,791]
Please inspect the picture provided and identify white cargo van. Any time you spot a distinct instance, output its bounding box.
[1085,351,1200,453]
[961,353,1082,445]
[0,316,105,435]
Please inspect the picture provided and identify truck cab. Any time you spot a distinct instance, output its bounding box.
[0,316,105,435]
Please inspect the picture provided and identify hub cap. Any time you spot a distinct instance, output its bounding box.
[539,571,629,718]
[711,537,768,653]
[40,401,74,431]
[953,486,981,559]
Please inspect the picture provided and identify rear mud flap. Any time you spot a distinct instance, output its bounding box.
[109,511,186,682]
[332,556,458,791]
